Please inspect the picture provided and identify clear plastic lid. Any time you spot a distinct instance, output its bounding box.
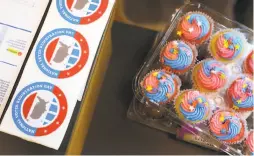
[132,2,253,155]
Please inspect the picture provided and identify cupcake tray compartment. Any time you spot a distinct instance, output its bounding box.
[128,2,253,155]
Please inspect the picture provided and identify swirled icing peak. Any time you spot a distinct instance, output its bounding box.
[161,40,195,72]
[210,30,244,61]
[177,12,212,44]
[175,90,211,123]
[227,76,253,111]
[244,51,254,75]
[193,59,227,91]
[142,70,179,104]
[246,131,254,154]
[209,110,246,144]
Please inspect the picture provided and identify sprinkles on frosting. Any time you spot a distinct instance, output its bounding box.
[192,59,227,92]
[142,70,180,105]
[209,29,245,62]
[160,40,196,73]
[177,12,213,44]
[227,75,253,111]
[175,90,211,124]
[209,110,246,144]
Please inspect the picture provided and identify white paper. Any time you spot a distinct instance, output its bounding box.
[0,0,50,117]
[0,0,115,150]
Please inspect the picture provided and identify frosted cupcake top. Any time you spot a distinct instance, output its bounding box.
[177,12,212,44]
[160,40,195,72]
[142,70,179,104]
[175,90,211,124]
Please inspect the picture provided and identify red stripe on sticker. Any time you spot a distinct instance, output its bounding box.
[23,93,37,119]
[46,38,59,63]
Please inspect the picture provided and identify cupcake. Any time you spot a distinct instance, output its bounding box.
[192,59,227,92]
[160,40,197,74]
[176,11,213,44]
[209,110,247,144]
[209,29,246,62]
[226,75,253,112]
[174,90,211,124]
[243,50,254,75]
[141,70,181,105]
[245,130,254,155]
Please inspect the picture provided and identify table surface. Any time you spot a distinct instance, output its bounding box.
[82,22,222,155]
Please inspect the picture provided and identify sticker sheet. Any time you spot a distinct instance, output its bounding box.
[0,0,115,150]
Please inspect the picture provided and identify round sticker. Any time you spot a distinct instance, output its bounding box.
[35,28,89,79]
[56,0,109,24]
[12,82,67,136]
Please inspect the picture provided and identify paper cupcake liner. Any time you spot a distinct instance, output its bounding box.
[160,40,198,75]
[208,29,247,63]
[208,109,248,145]
[173,89,213,125]
[224,74,254,112]
[140,69,181,106]
[242,50,254,76]
[191,58,228,93]
[176,11,214,45]
[243,62,253,76]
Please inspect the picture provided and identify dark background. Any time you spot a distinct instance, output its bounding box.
[82,22,221,155]
[0,0,253,155]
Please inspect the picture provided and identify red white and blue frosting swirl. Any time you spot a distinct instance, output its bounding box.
[193,59,227,91]
[177,12,212,44]
[209,110,246,144]
[175,90,211,123]
[161,40,195,72]
[142,70,179,104]
[227,76,253,111]
[211,30,244,61]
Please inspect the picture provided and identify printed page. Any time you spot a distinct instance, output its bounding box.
[0,0,50,116]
